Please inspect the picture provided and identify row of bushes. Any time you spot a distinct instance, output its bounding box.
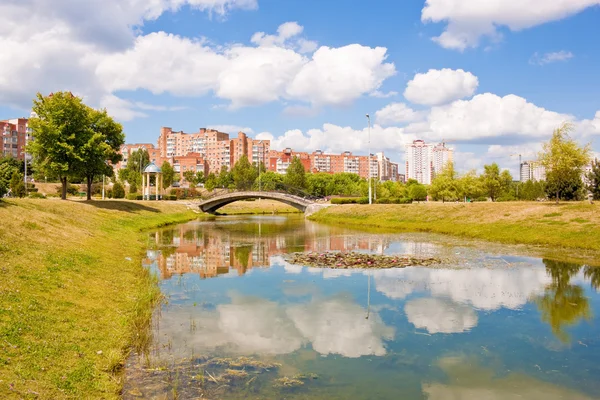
[331,197,414,205]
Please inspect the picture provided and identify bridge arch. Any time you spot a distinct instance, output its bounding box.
[199,191,314,214]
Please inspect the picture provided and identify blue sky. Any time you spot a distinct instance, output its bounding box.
[1,0,599,174]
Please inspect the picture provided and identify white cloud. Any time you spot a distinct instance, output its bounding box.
[405,298,478,334]
[369,266,551,311]
[206,125,254,134]
[250,21,318,53]
[155,292,394,359]
[0,3,395,118]
[530,50,574,65]
[404,69,479,106]
[286,45,396,107]
[99,95,148,121]
[287,297,395,358]
[269,123,416,154]
[370,90,399,99]
[423,93,573,141]
[421,0,600,51]
[375,103,422,125]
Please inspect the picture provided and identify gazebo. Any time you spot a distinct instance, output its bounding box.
[142,163,162,200]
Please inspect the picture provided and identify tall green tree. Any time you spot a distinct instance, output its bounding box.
[539,123,591,203]
[205,172,217,192]
[76,108,124,200]
[408,183,427,201]
[480,163,512,201]
[161,161,176,188]
[429,163,461,202]
[183,170,196,187]
[255,171,284,191]
[10,170,26,198]
[284,156,307,193]
[586,158,600,200]
[231,155,257,190]
[217,166,234,189]
[458,171,484,200]
[122,149,150,187]
[0,156,20,198]
[28,92,90,200]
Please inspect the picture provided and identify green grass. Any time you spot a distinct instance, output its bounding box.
[217,199,301,215]
[308,202,600,264]
[0,199,198,399]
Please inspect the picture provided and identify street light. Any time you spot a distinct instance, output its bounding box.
[366,114,372,205]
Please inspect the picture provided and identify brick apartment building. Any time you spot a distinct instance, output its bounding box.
[1,118,31,160]
[267,148,400,181]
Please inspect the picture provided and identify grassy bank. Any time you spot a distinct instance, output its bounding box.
[309,202,600,261]
[218,199,301,215]
[0,199,198,399]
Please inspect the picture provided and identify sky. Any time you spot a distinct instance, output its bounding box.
[1,0,600,176]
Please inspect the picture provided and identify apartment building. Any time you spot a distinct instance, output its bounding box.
[405,140,453,184]
[520,161,546,182]
[376,152,400,181]
[117,143,161,170]
[268,148,311,174]
[1,118,31,160]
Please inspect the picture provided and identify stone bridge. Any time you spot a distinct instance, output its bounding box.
[199,191,317,214]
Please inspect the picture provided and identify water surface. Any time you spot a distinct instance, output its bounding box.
[124,215,600,399]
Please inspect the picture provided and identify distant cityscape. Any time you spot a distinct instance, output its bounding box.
[1,116,590,186]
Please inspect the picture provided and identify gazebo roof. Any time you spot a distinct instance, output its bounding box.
[143,162,162,173]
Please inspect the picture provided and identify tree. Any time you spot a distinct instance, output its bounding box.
[183,170,197,187]
[0,156,20,197]
[284,156,306,193]
[129,182,138,194]
[231,155,257,190]
[10,170,26,198]
[76,108,124,200]
[586,158,600,200]
[195,171,205,185]
[205,173,217,192]
[408,183,427,201]
[112,182,125,199]
[28,92,90,200]
[429,163,461,202]
[458,171,484,201]
[539,123,591,203]
[255,171,284,191]
[480,163,511,201]
[123,149,150,187]
[161,161,176,188]
[217,166,234,189]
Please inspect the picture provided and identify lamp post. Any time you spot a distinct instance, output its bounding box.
[24,125,30,196]
[366,114,372,205]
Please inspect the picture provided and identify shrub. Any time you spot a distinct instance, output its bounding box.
[357,197,369,204]
[28,192,46,199]
[107,189,113,199]
[126,193,138,200]
[129,182,137,194]
[112,182,125,199]
[167,195,177,201]
[56,184,79,196]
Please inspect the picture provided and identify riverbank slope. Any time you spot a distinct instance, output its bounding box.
[309,202,600,260]
[0,199,198,399]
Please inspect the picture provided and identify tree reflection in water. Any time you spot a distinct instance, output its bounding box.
[584,265,600,292]
[536,260,592,342]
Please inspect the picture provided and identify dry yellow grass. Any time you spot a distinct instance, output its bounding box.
[0,199,197,399]
[309,201,600,263]
[218,199,300,214]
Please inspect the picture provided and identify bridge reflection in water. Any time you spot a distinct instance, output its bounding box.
[143,216,433,280]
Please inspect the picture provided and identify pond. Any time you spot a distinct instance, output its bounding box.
[124,215,600,399]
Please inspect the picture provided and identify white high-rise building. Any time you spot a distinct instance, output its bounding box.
[520,161,546,181]
[405,140,453,184]
[405,140,433,184]
[432,144,454,177]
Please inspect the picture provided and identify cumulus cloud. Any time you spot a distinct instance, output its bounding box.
[424,93,573,141]
[269,123,416,154]
[404,69,479,106]
[369,266,551,311]
[156,292,394,359]
[375,103,422,125]
[207,125,254,134]
[405,298,478,333]
[287,297,395,358]
[0,2,395,117]
[421,0,600,51]
[530,50,575,65]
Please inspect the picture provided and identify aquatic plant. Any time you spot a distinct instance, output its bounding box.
[284,251,441,269]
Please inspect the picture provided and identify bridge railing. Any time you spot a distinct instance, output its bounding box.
[201,185,323,202]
